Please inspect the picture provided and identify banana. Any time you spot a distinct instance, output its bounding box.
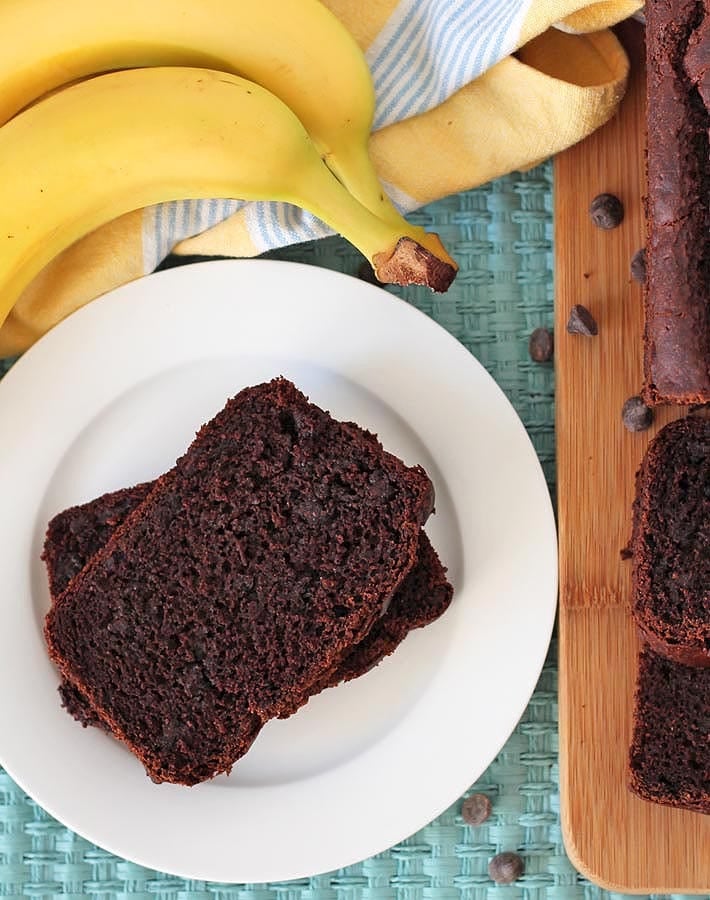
[0,0,455,268]
[0,67,457,334]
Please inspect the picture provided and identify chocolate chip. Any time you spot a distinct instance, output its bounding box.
[488,852,524,884]
[622,395,654,432]
[630,248,646,284]
[620,546,633,560]
[366,469,394,501]
[528,327,554,363]
[566,304,598,336]
[589,193,624,229]
[357,261,383,286]
[461,793,492,826]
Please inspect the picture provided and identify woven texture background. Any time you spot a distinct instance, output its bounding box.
[0,164,688,900]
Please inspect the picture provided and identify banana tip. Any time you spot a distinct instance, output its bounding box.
[372,237,457,293]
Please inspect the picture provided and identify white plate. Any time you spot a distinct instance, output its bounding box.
[0,260,557,883]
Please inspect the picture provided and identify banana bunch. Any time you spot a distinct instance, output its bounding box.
[0,0,458,337]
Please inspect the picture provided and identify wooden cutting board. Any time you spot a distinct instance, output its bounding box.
[555,20,710,894]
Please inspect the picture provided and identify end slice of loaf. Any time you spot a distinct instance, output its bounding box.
[44,378,434,784]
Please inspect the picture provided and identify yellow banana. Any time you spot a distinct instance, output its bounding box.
[0,0,454,267]
[0,67,457,333]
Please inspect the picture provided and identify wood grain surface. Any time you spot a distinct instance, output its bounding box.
[555,20,710,894]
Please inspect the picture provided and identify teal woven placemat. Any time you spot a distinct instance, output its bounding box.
[0,163,687,900]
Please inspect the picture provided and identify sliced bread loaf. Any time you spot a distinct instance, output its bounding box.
[44,378,435,784]
[43,486,452,727]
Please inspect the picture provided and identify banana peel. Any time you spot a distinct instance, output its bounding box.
[0,0,455,267]
[0,68,456,338]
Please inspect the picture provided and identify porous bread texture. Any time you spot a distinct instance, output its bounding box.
[45,378,435,784]
[44,491,452,726]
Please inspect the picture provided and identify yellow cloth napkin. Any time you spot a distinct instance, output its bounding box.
[0,0,642,357]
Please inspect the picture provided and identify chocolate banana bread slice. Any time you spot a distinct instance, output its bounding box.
[43,483,153,602]
[643,0,710,404]
[45,378,434,784]
[631,416,710,666]
[629,646,709,814]
[43,487,452,728]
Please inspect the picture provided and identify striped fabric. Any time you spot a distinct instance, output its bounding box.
[143,199,244,273]
[247,202,332,254]
[368,0,531,129]
[142,0,534,270]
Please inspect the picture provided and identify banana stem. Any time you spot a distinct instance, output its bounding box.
[296,159,457,293]
[325,142,457,271]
